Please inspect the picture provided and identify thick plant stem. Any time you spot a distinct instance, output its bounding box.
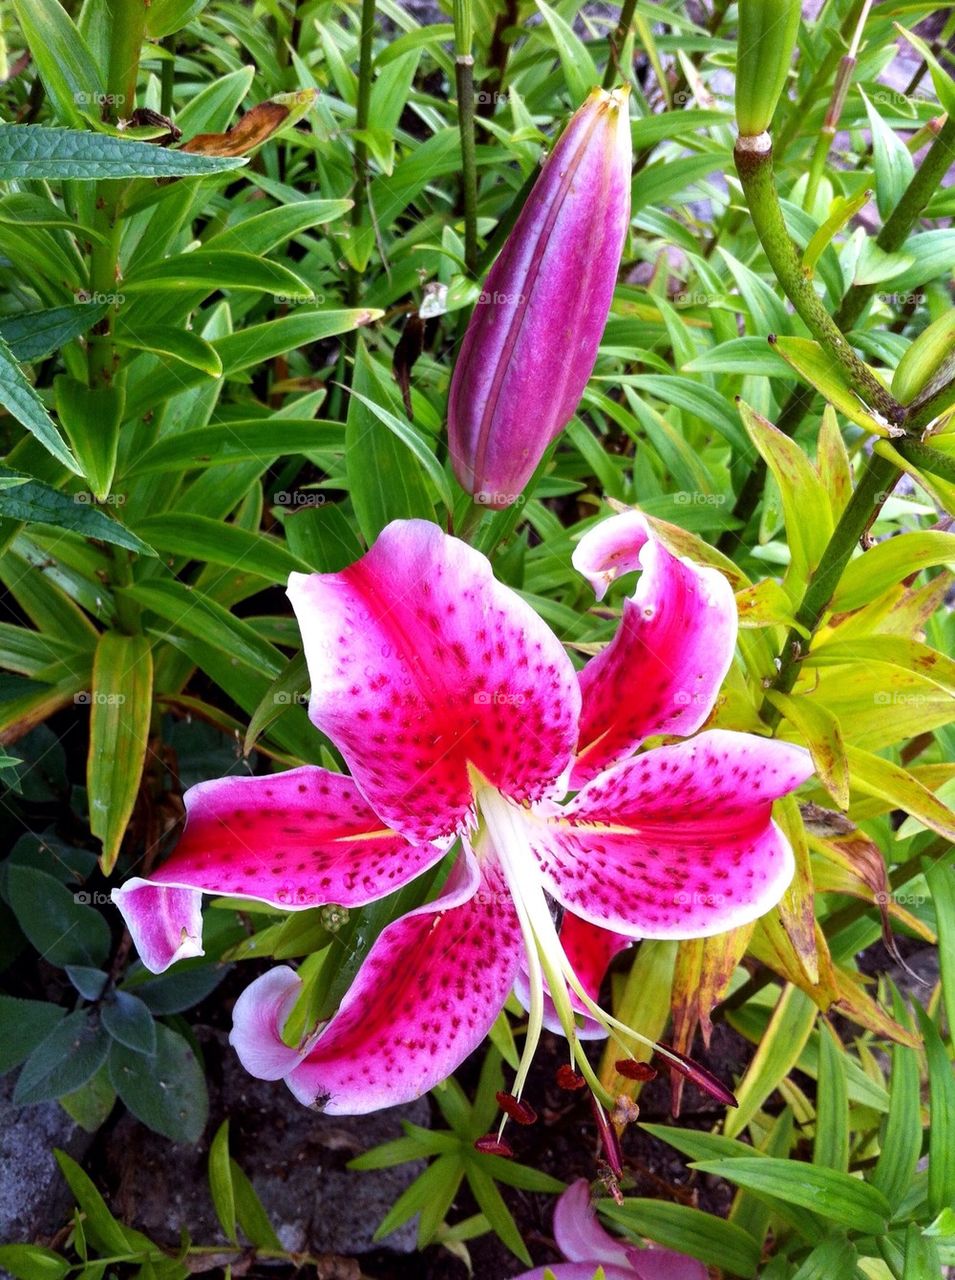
[87,0,146,390]
[735,133,903,426]
[760,451,899,727]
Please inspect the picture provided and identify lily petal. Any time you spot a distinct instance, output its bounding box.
[283,852,523,1113]
[572,512,737,784]
[516,1266,634,1279]
[514,911,631,1039]
[229,965,311,1081]
[288,520,580,842]
[553,1179,634,1267]
[628,1248,709,1280]
[115,765,444,973]
[111,879,203,974]
[530,731,812,939]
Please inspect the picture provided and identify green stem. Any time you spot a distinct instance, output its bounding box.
[106,0,147,118]
[602,0,638,89]
[347,0,376,308]
[760,451,898,726]
[835,115,955,332]
[892,437,955,485]
[735,134,903,425]
[905,374,955,434]
[454,57,479,273]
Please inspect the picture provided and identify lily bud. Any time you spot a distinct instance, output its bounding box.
[735,0,802,137]
[892,310,955,404]
[448,86,632,509]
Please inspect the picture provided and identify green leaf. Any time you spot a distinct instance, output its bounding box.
[725,984,817,1139]
[860,89,916,221]
[771,337,896,438]
[208,1120,238,1244]
[814,1022,849,1172]
[0,995,66,1073]
[88,633,153,873]
[768,691,849,810]
[108,1022,208,1143]
[121,250,310,296]
[346,342,435,541]
[54,1148,143,1254]
[688,1158,891,1236]
[738,399,832,583]
[845,745,955,843]
[0,302,109,363]
[0,126,248,180]
[926,861,955,1047]
[101,991,156,1055]
[0,1245,70,1279]
[230,1156,282,1250]
[348,388,453,510]
[0,335,79,473]
[894,24,955,118]
[113,326,222,377]
[0,469,154,555]
[791,1235,858,1280]
[131,515,306,582]
[124,419,343,478]
[465,1161,532,1265]
[203,197,353,253]
[533,0,599,104]
[872,996,922,1208]
[55,377,123,501]
[58,1063,117,1132]
[915,1005,955,1218]
[831,531,955,612]
[14,1009,109,1104]
[601,1198,761,1277]
[65,966,109,1000]
[6,864,111,967]
[146,0,211,39]
[11,0,103,127]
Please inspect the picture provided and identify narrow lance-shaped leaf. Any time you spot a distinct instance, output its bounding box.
[88,633,154,874]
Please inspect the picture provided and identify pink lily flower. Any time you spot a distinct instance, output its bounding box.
[516,1179,708,1280]
[113,512,811,1114]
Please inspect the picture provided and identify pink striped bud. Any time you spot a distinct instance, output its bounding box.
[448,86,632,509]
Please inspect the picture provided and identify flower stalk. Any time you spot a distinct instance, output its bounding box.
[453,0,478,273]
[734,134,903,427]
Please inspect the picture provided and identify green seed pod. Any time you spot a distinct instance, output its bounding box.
[735,0,803,137]
[892,310,955,404]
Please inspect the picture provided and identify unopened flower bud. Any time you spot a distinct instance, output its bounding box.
[448,86,632,509]
[735,0,803,137]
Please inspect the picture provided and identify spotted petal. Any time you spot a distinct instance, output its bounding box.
[283,853,523,1114]
[572,511,737,784]
[288,519,580,842]
[529,731,812,939]
[514,910,631,1039]
[113,765,444,973]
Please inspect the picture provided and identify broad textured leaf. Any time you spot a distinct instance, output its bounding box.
[0,995,66,1073]
[108,1022,208,1143]
[55,377,122,500]
[14,1009,109,1104]
[0,336,79,472]
[0,126,248,180]
[0,302,108,363]
[0,469,154,555]
[6,864,111,967]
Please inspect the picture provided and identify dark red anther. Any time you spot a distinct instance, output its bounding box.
[588,1095,624,1181]
[657,1044,738,1108]
[495,1091,538,1125]
[474,1134,514,1158]
[556,1064,587,1090]
[614,1059,657,1081]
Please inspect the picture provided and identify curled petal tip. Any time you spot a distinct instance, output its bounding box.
[111,878,204,975]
